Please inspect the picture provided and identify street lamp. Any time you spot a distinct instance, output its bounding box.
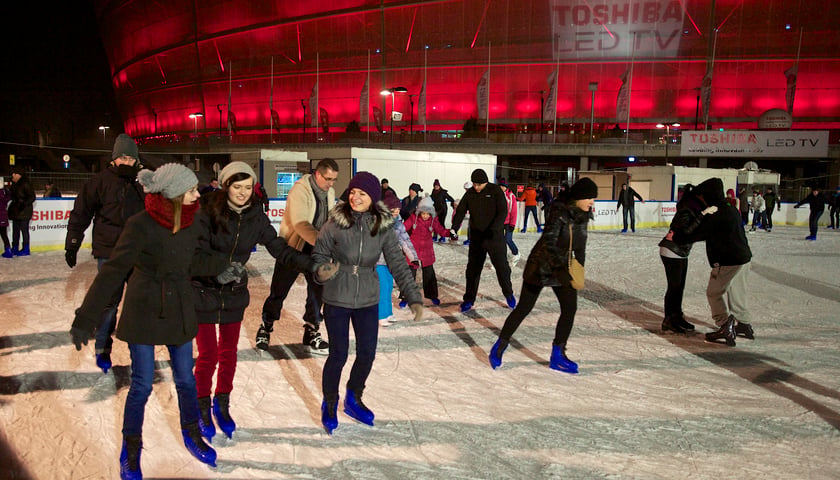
[98,125,109,145]
[380,86,408,145]
[189,112,204,138]
[656,122,680,164]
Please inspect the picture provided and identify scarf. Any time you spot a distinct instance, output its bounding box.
[145,193,199,230]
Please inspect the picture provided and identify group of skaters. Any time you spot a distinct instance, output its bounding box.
[59,133,829,479]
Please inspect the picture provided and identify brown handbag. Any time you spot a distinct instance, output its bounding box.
[568,224,585,290]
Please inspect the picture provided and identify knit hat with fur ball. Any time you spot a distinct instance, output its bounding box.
[138,163,197,199]
[569,177,598,200]
[111,133,139,160]
[347,171,381,204]
[417,196,435,215]
[219,161,256,186]
[382,189,401,210]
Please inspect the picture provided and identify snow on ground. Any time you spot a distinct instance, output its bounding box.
[1,225,840,479]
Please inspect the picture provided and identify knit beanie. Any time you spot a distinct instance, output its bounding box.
[112,134,139,160]
[383,189,401,210]
[409,182,423,194]
[348,171,381,204]
[219,161,256,186]
[433,179,441,187]
[498,179,509,189]
[138,163,197,199]
[569,177,598,200]
[471,168,489,184]
[417,196,435,214]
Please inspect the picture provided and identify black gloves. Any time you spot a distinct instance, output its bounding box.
[216,262,246,284]
[70,326,91,351]
[410,260,420,268]
[65,249,78,268]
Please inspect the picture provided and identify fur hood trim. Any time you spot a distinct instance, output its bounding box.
[329,200,395,230]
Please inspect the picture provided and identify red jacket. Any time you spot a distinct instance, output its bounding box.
[518,187,537,206]
[404,213,450,267]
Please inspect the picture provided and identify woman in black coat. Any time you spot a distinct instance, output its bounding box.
[8,168,35,256]
[488,177,598,374]
[191,162,322,442]
[71,163,232,478]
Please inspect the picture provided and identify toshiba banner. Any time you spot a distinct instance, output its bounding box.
[680,131,829,158]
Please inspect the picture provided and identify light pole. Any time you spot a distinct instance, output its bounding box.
[98,125,109,145]
[588,82,598,143]
[656,122,680,163]
[189,112,204,138]
[380,86,407,145]
[301,99,307,141]
[216,104,223,137]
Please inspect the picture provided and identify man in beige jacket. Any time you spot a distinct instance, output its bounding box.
[257,158,338,354]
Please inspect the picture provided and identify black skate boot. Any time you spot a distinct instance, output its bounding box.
[705,315,736,346]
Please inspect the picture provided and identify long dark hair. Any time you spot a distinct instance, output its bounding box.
[337,199,384,236]
[204,172,254,234]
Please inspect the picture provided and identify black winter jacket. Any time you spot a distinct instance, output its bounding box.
[451,183,507,236]
[679,203,751,267]
[522,201,590,287]
[191,194,315,324]
[66,165,145,258]
[795,192,826,212]
[659,195,706,258]
[73,211,228,346]
[314,201,422,309]
[8,177,35,221]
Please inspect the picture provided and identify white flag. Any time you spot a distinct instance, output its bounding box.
[615,69,630,122]
[784,65,798,114]
[309,82,318,127]
[418,80,427,126]
[543,69,558,122]
[477,69,489,120]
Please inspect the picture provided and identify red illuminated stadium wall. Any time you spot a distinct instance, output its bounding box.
[93,0,840,139]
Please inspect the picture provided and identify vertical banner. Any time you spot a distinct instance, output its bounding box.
[784,65,798,114]
[615,69,630,122]
[477,69,489,120]
[418,80,427,126]
[360,76,369,125]
[372,106,384,133]
[227,61,233,136]
[543,68,558,124]
[700,64,713,127]
[309,82,318,127]
[270,110,281,134]
[320,108,329,133]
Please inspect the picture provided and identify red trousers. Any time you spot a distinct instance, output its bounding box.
[195,322,241,398]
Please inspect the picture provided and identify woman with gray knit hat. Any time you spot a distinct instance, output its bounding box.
[191,161,330,443]
[71,162,234,478]
[489,177,598,374]
[313,171,423,434]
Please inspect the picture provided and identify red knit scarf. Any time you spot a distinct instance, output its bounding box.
[145,193,199,230]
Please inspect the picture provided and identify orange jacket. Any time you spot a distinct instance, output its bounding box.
[518,187,537,206]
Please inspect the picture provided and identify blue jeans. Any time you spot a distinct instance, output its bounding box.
[522,206,539,231]
[504,225,519,255]
[321,304,379,397]
[123,341,199,436]
[94,257,127,354]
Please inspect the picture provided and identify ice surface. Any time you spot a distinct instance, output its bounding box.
[1,225,839,479]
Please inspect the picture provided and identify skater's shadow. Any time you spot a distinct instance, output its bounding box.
[751,262,840,302]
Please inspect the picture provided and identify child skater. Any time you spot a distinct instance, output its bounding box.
[377,189,418,326]
[403,196,451,306]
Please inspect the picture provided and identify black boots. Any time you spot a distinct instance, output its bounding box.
[255,315,273,351]
[321,394,339,434]
[705,315,737,346]
[735,321,755,339]
[661,314,695,334]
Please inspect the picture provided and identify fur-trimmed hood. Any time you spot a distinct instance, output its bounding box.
[328,200,395,231]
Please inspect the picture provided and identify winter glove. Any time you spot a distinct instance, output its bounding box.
[409,303,424,321]
[65,248,78,268]
[216,262,246,284]
[793,205,799,209]
[314,262,340,283]
[411,260,420,268]
[70,326,91,351]
[701,206,718,216]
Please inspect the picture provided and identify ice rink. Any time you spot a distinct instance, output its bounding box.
[1,224,839,479]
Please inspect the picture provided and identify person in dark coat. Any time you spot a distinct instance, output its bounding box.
[43,181,62,198]
[313,171,423,434]
[763,187,780,232]
[70,163,231,477]
[65,133,146,373]
[380,178,397,202]
[191,162,326,442]
[8,168,36,256]
[400,182,423,220]
[450,168,515,312]
[615,183,644,233]
[488,177,598,374]
[794,186,826,240]
[675,177,753,346]
[828,187,840,230]
[430,178,455,233]
[0,184,12,257]
[658,184,718,334]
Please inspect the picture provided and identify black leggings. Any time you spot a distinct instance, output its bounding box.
[499,281,577,346]
[0,226,9,249]
[660,255,688,318]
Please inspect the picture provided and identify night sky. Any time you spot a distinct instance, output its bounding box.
[1,1,121,169]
